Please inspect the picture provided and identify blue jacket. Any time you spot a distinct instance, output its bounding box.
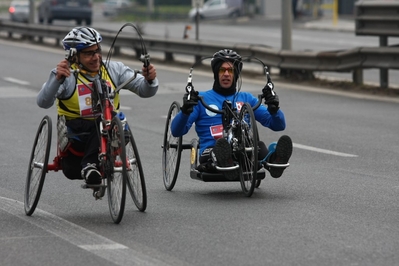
[171,89,286,155]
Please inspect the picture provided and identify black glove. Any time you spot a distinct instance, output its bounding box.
[181,91,199,115]
[262,82,280,115]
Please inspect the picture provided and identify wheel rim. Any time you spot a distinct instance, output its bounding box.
[107,117,127,224]
[125,128,147,212]
[25,116,52,215]
[238,103,258,197]
[162,102,182,191]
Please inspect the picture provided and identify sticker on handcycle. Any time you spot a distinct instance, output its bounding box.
[190,148,196,164]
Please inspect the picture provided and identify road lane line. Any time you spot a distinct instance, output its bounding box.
[293,143,358,157]
[3,77,30,86]
[0,197,182,266]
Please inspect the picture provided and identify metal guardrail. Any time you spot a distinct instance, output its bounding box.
[355,1,399,37]
[1,19,399,88]
[355,0,399,88]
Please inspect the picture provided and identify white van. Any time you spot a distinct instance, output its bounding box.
[188,0,243,20]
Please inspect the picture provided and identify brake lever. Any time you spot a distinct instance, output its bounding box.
[140,53,150,67]
[263,66,275,96]
[140,53,153,84]
[185,68,194,100]
[59,48,79,83]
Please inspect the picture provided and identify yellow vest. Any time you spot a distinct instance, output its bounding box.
[57,64,120,120]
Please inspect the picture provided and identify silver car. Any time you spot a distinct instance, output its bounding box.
[9,0,30,23]
[188,0,242,20]
[102,0,133,17]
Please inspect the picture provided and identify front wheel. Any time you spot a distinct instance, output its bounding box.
[24,116,52,216]
[125,126,147,212]
[238,103,258,197]
[106,116,127,224]
[162,101,182,191]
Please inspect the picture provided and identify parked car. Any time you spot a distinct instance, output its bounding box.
[102,0,132,17]
[9,0,30,23]
[38,0,92,25]
[188,0,242,20]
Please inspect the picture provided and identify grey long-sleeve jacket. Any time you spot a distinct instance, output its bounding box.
[37,61,158,109]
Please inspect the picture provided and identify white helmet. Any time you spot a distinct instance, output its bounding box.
[62,27,102,51]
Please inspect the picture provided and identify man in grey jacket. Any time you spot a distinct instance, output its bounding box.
[37,27,158,185]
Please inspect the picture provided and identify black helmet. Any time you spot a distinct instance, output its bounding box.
[211,49,242,73]
[211,49,243,96]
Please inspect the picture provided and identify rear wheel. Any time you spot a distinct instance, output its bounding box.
[24,116,52,216]
[162,101,182,191]
[238,103,258,197]
[125,126,147,212]
[106,116,127,224]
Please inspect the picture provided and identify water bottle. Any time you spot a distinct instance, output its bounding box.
[117,112,128,131]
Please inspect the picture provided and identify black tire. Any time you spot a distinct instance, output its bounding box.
[125,126,147,212]
[24,116,52,216]
[238,103,258,197]
[85,18,92,26]
[162,101,182,191]
[106,116,127,224]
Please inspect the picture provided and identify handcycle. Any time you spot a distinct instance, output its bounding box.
[162,57,289,197]
[24,23,148,224]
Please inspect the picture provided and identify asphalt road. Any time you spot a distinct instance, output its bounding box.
[0,37,398,266]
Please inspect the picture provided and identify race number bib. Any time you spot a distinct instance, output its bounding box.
[210,124,223,140]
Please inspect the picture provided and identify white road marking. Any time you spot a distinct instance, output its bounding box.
[4,77,30,86]
[119,106,132,110]
[293,143,358,157]
[0,197,175,266]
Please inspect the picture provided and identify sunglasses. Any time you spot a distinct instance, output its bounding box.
[219,67,234,75]
[80,48,102,58]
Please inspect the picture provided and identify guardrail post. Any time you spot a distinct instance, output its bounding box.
[352,68,363,85]
[379,36,388,89]
[165,52,174,62]
[113,46,121,56]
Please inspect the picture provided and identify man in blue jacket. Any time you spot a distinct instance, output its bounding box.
[171,49,292,180]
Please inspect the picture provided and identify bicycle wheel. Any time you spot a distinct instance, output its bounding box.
[25,116,52,216]
[125,126,147,212]
[106,116,127,224]
[238,103,258,197]
[162,101,182,191]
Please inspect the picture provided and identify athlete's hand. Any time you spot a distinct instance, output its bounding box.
[141,64,156,82]
[262,82,280,115]
[181,91,199,115]
[56,59,71,81]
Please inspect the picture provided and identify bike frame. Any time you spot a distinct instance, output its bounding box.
[45,78,126,191]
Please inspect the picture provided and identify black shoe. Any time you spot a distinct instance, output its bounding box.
[269,135,292,178]
[81,163,102,185]
[196,161,217,173]
[211,138,237,180]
